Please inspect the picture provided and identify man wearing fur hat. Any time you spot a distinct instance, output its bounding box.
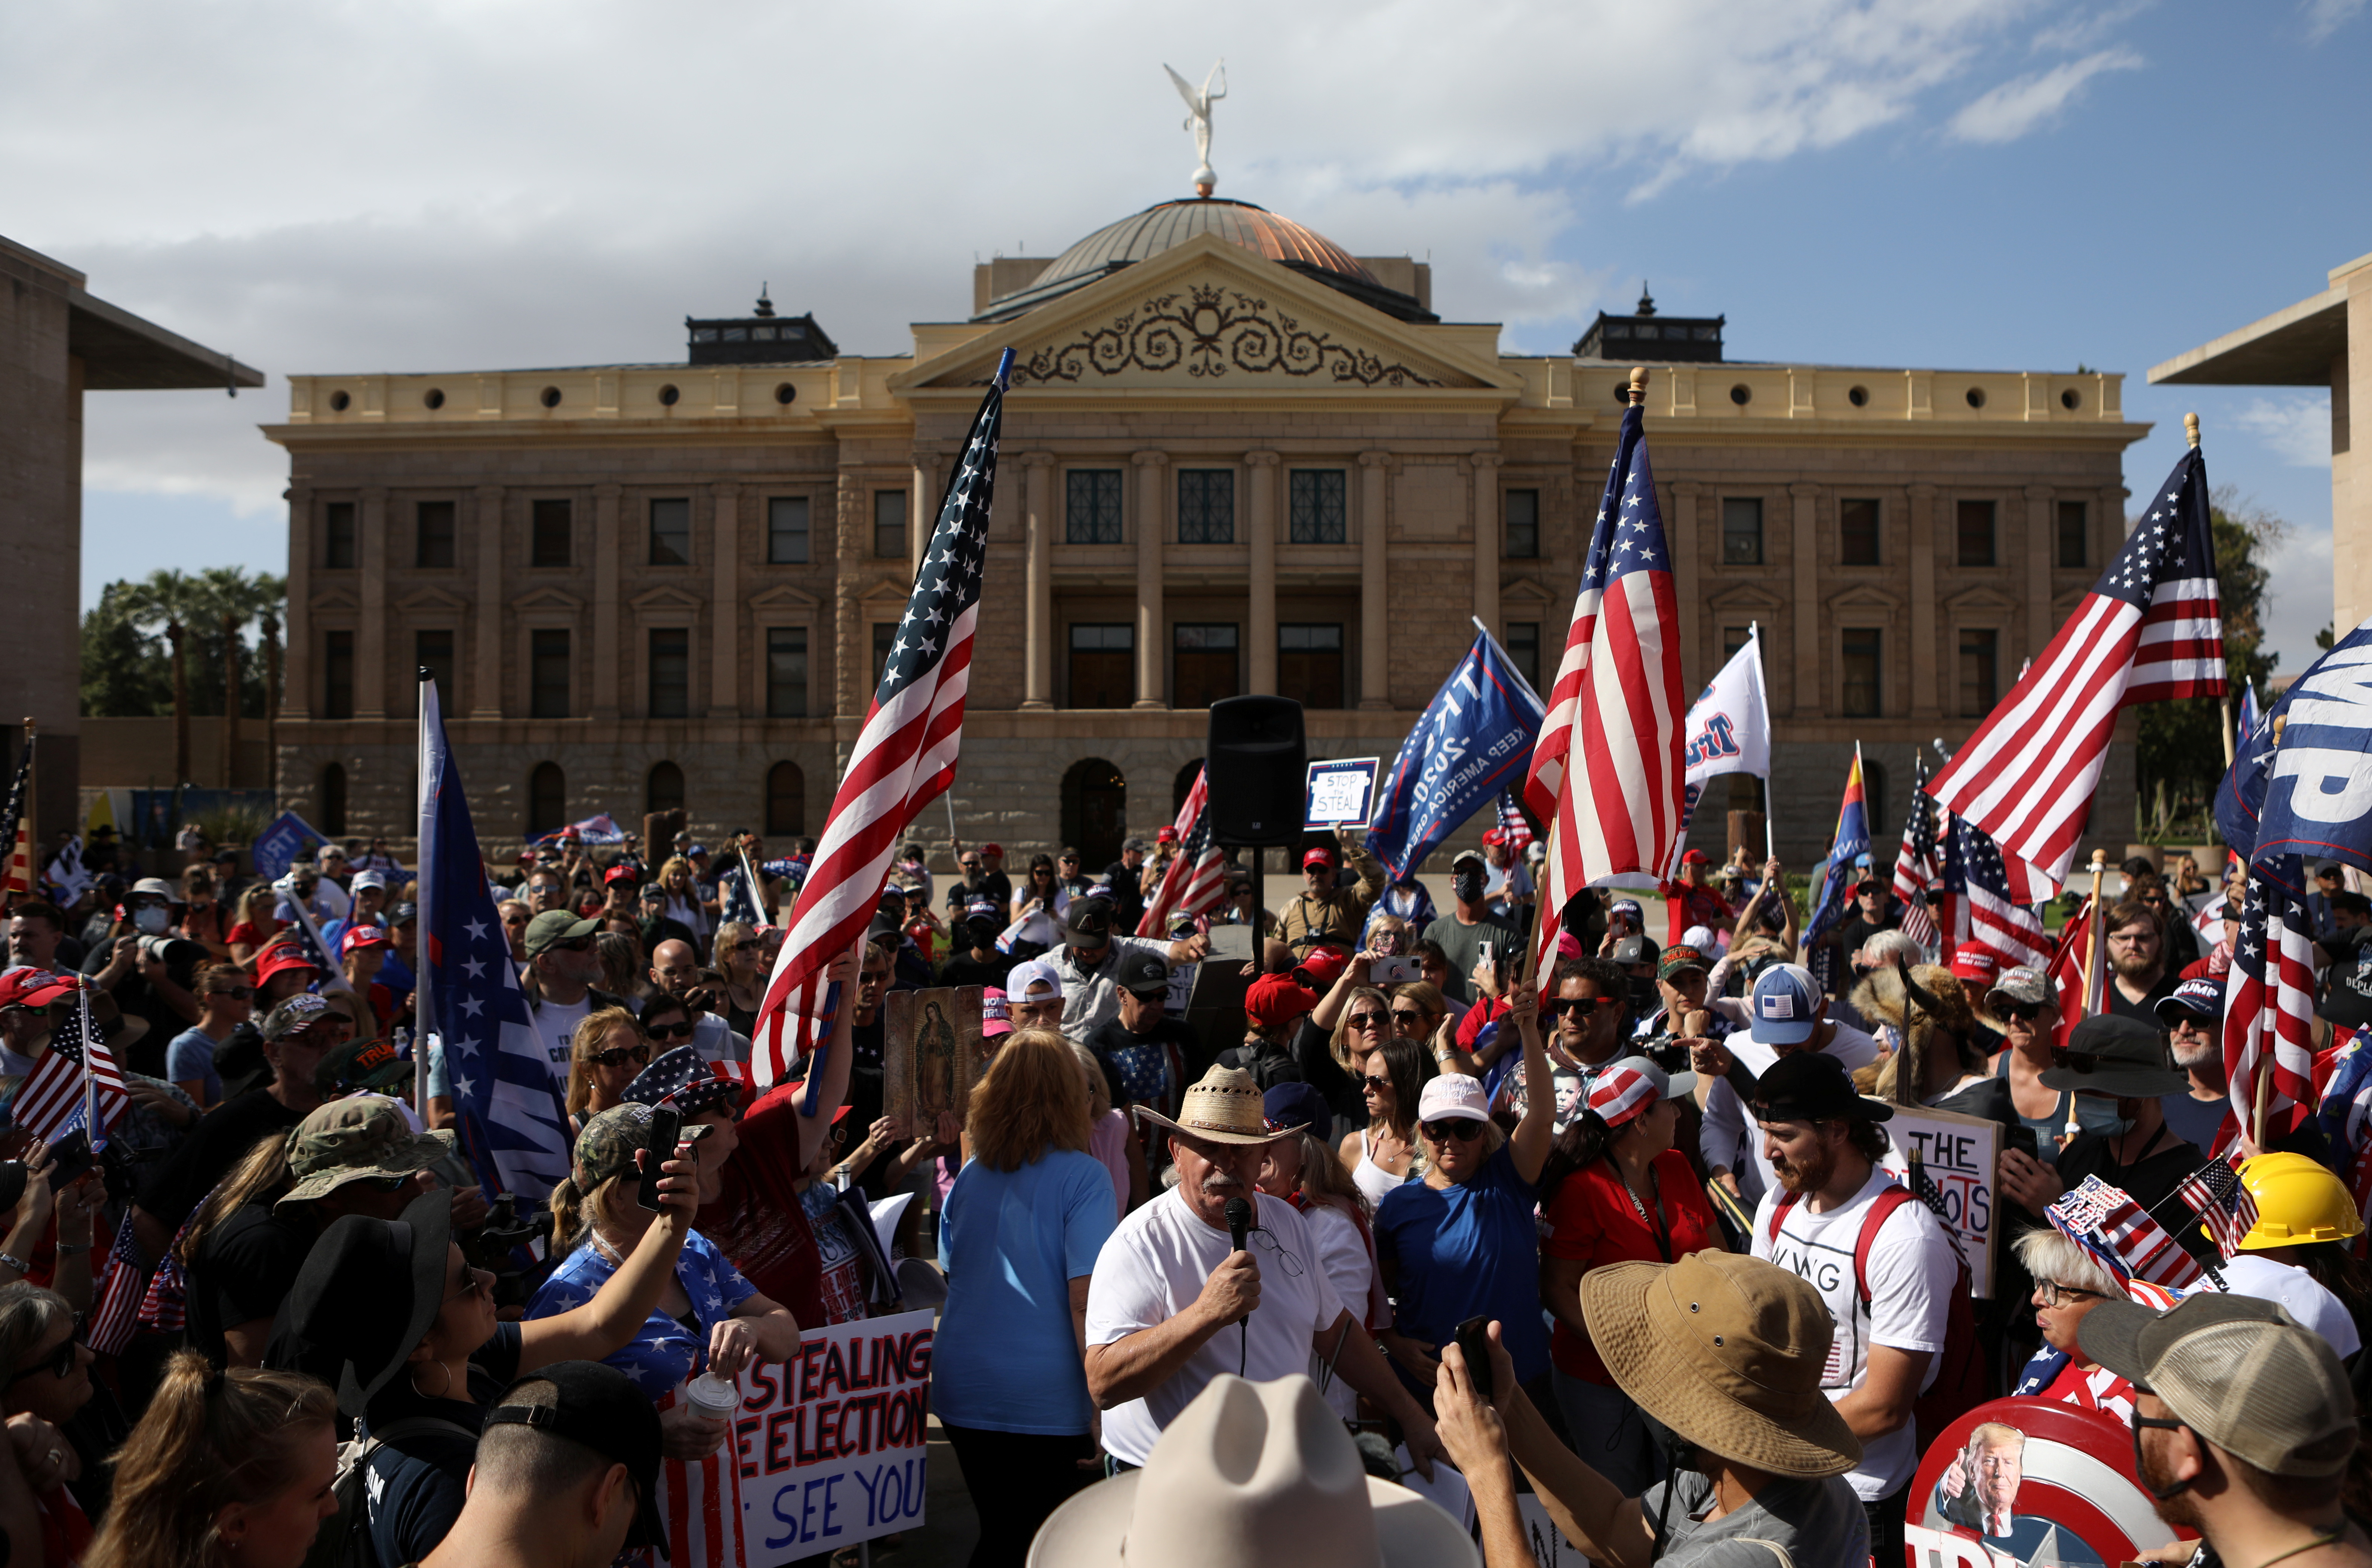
[1083,1065,1446,1475]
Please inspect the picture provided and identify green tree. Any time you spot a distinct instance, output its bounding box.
[78,566,286,719]
[2135,487,2282,837]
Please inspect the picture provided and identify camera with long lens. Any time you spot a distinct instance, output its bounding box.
[459,1193,556,1309]
[1642,1037,1693,1076]
[135,934,206,969]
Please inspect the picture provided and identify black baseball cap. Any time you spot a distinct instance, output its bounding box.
[1065,901,1113,943]
[1750,1050,1892,1125]
[1117,950,1170,998]
[483,1361,669,1558]
[2043,1014,2188,1098]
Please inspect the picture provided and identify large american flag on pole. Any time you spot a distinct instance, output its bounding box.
[1926,444,2224,890]
[1936,813,2055,971]
[752,351,1012,1086]
[1138,764,1227,937]
[1892,753,1941,951]
[2221,864,2317,1150]
[1521,387,1684,980]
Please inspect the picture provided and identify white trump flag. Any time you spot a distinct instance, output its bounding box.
[1662,628,1772,876]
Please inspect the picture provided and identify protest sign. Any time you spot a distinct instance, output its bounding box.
[736,1309,935,1564]
[1305,757,1380,829]
[1517,1495,1588,1567]
[1877,1103,2001,1299]
[882,988,984,1130]
[1906,1397,2188,1568]
[253,810,334,881]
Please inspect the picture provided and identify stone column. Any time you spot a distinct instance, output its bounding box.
[592,485,621,719]
[1789,483,1819,716]
[1359,452,1391,709]
[1021,453,1055,709]
[710,483,741,716]
[1133,450,1167,709]
[2024,485,2054,661]
[1909,484,1939,718]
[472,486,505,718]
[1671,482,1703,691]
[1246,452,1280,696]
[281,488,311,721]
[1471,454,1501,633]
[835,471,867,718]
[356,487,388,720]
[261,615,280,783]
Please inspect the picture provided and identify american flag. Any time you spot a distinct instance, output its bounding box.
[1521,392,1684,979]
[2176,1158,2259,1259]
[1138,763,1228,937]
[1928,445,2224,891]
[2046,1174,2205,1292]
[1937,814,2054,971]
[419,678,572,1197]
[1493,792,1536,855]
[0,732,32,900]
[12,986,128,1149]
[1892,754,1941,951]
[719,848,763,928]
[2045,895,2113,1052]
[83,1211,150,1355]
[753,351,1011,1086]
[2222,863,2318,1150]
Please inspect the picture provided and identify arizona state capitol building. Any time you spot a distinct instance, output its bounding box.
[265,125,2148,871]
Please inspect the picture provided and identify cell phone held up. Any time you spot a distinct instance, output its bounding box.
[1455,1315,1495,1401]
[1369,956,1421,985]
[634,1107,682,1211]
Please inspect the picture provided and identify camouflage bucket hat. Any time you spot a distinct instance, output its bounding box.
[574,1103,657,1189]
[276,1095,450,1208]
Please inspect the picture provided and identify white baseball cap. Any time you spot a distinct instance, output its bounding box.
[351,869,388,892]
[1415,1074,1491,1125]
[1007,956,1064,1002]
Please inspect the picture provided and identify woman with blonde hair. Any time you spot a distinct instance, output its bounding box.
[84,1350,337,1568]
[178,866,233,959]
[932,1029,1120,1567]
[224,883,282,966]
[592,930,645,1003]
[563,1006,650,1128]
[0,1284,100,1565]
[713,919,766,1036]
[1069,1039,1147,1218]
[653,854,711,955]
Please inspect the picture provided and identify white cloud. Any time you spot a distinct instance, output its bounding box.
[2303,0,2367,42]
[1946,47,2142,143]
[2233,394,2335,469]
[2259,516,2338,675]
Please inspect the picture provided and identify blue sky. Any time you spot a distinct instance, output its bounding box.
[16,0,2362,677]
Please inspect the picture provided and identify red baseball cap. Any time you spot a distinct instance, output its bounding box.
[341,924,390,954]
[253,943,322,986]
[603,864,639,886]
[982,844,1003,857]
[1156,826,1178,844]
[1302,848,1335,871]
[1245,973,1319,1030]
[1293,949,1348,991]
[1679,848,1711,865]
[1949,943,1999,982]
[1480,827,1507,848]
[0,968,79,1009]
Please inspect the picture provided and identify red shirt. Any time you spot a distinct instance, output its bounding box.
[1542,1150,1722,1382]
[693,1081,827,1328]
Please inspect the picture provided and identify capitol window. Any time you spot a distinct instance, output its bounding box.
[1177,470,1234,544]
[1288,470,1345,544]
[1066,470,1123,544]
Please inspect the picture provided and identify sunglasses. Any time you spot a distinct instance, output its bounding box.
[960,862,981,871]
[446,1268,487,1306]
[1545,995,1618,1017]
[9,1339,79,1384]
[207,985,256,1002]
[730,940,762,954]
[1346,1013,1387,1032]
[1360,1074,1391,1093]
[1997,1002,2045,1023]
[587,1045,653,1068]
[1390,1009,1428,1026]
[1420,1119,1488,1143]
[643,1020,695,1041]
[548,935,596,953]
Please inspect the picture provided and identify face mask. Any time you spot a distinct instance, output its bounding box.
[1453,869,1486,903]
[133,905,170,936]
[2103,1115,2137,1136]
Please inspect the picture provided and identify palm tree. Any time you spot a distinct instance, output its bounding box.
[81,566,286,718]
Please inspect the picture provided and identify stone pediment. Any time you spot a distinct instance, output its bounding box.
[893,233,1509,396]
[396,585,470,613]
[512,586,583,613]
[1500,577,1559,612]
[629,585,705,614]
[748,583,821,611]
[311,587,360,613]
[1707,583,1785,613]
[858,580,912,607]
[1827,583,1904,613]
[1942,584,2021,614]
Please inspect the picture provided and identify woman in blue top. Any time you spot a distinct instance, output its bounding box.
[931,1028,1117,1568]
[1373,978,1553,1403]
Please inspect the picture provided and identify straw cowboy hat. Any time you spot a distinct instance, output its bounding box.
[1133,1065,1296,1146]
[1028,1374,1475,1568]
[1582,1249,1862,1478]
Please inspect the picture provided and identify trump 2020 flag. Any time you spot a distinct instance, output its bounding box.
[1661,627,1770,877]
[1804,746,1873,951]
[1365,628,1545,881]
[2245,620,2372,886]
[1523,389,1686,979]
[418,677,571,1197]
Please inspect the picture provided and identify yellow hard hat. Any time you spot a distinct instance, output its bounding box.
[2227,1152,2365,1250]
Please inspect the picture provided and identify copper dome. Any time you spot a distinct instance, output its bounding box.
[1031,198,1378,292]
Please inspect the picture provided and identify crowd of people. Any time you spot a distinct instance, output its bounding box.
[0,813,2369,1568]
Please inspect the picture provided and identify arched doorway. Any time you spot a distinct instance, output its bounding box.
[646,760,685,816]
[1061,758,1127,868]
[766,761,806,837]
[319,764,347,836]
[527,762,566,838]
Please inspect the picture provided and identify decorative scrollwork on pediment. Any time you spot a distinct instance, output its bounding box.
[1013,285,1444,388]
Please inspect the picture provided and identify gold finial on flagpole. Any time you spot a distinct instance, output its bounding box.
[1628,366,1649,406]
[2184,412,2201,449]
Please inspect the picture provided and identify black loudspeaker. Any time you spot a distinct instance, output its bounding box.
[1206,696,1307,846]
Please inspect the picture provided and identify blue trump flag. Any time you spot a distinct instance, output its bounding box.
[1366,629,1546,880]
[417,678,572,1198]
[2242,616,2372,897]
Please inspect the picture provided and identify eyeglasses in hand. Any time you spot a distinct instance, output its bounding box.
[1247,1228,1304,1278]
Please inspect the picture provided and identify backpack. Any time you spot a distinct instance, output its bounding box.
[301,1415,476,1568]
[1766,1182,1988,1442]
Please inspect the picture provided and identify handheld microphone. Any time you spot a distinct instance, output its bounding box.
[1225,1196,1252,1254]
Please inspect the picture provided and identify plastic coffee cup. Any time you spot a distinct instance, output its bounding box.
[684,1373,738,1420]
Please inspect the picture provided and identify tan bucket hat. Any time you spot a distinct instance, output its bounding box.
[1582,1248,1862,1478]
[1132,1066,1295,1146]
[1028,1374,1475,1568]
[274,1096,451,1208]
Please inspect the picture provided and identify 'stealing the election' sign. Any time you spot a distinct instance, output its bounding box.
[1878,1103,2001,1299]
[736,1309,934,1564]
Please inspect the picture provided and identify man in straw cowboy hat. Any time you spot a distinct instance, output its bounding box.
[1030,1373,1475,1568]
[1083,1065,1447,1474]
[1431,1252,1870,1568]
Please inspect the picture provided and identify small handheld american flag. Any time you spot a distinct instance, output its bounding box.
[2175,1159,2259,1259]
[1137,763,1228,937]
[12,984,129,1150]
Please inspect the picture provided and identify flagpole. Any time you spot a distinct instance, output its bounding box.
[414,672,435,1117]
[2184,413,2237,773]
[2071,847,2107,1147]
[77,983,95,1151]
[1752,624,1772,861]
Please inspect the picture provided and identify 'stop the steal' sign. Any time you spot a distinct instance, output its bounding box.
[735,1308,935,1564]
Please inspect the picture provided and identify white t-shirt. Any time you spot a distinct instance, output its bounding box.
[1700,1023,1884,1204]
[1751,1165,1955,1503]
[2221,1254,2362,1359]
[1303,1202,1374,1422]
[1085,1187,1347,1466]
[531,993,594,1094]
